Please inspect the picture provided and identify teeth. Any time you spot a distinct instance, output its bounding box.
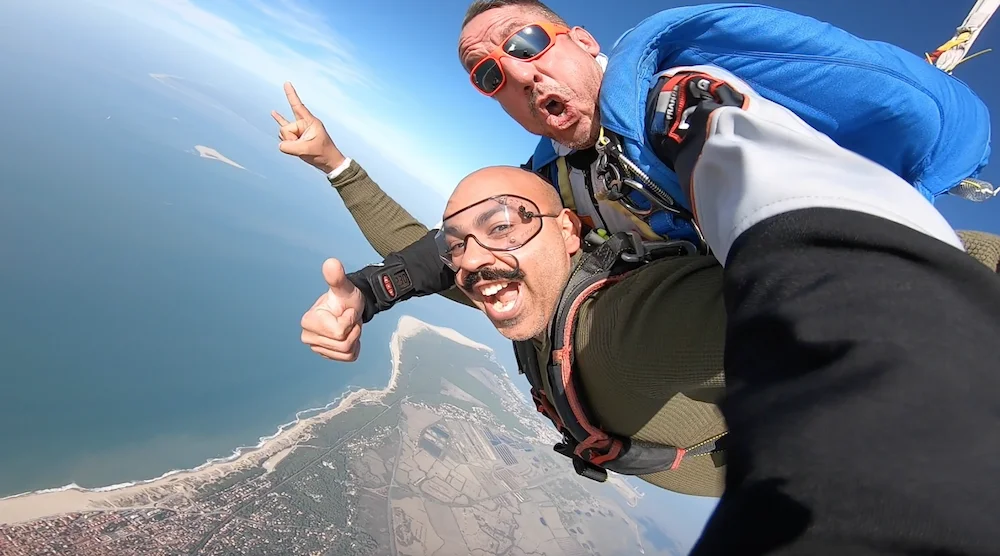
[479,282,508,297]
[492,298,516,313]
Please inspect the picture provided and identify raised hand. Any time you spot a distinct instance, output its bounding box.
[300,258,365,362]
[272,82,346,174]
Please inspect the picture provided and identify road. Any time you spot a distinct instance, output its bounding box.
[386,417,405,556]
[189,398,403,554]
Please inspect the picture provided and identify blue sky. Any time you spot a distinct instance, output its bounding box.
[84,0,1000,234]
[7,0,991,544]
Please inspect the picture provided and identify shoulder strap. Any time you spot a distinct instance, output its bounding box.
[516,232,725,482]
[512,339,571,445]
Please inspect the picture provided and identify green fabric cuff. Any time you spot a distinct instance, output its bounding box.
[328,158,365,189]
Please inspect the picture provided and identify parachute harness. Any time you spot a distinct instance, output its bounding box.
[594,126,709,250]
[512,230,725,483]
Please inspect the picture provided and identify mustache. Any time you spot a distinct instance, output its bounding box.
[461,265,525,292]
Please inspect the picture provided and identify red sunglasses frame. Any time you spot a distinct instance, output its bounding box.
[469,21,571,97]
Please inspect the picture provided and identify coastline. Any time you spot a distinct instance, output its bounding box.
[0,314,491,526]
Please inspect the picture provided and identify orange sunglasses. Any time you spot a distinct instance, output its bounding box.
[469,21,570,96]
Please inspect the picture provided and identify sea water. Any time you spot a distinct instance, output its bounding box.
[0,2,404,498]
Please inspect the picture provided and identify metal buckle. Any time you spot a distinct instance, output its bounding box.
[598,148,679,220]
[620,231,699,264]
[599,159,623,194]
[594,129,710,255]
[622,177,682,217]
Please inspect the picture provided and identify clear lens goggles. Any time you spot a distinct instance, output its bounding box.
[435,195,560,270]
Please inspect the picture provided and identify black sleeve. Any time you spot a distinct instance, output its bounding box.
[346,229,456,323]
[690,207,1000,556]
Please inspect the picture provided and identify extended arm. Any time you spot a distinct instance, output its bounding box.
[327,159,430,257]
[272,82,473,322]
[327,159,473,320]
[652,66,1000,553]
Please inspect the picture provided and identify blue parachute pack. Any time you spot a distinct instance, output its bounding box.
[531,3,993,241]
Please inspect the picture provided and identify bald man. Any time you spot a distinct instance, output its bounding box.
[435,166,580,341]
[306,164,732,497]
[301,70,1000,551]
[304,160,1000,500]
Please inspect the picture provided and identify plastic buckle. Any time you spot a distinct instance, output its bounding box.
[572,457,609,482]
[553,435,609,483]
[618,231,649,264]
[368,263,414,304]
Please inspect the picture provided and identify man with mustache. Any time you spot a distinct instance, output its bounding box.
[277,0,996,346]
[304,66,1000,553]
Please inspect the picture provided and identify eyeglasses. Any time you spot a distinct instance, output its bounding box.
[469,21,570,96]
[435,195,561,270]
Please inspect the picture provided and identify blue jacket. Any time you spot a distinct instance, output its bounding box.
[532,3,992,241]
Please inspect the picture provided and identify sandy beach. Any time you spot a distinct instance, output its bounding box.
[0,314,487,526]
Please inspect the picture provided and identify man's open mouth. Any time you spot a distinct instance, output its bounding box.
[537,94,574,130]
[478,281,522,315]
[544,98,565,117]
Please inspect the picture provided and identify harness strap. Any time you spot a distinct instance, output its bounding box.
[521,231,725,481]
[551,273,633,465]
[555,156,577,212]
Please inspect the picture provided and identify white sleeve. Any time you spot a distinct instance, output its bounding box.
[664,65,965,266]
[325,157,354,180]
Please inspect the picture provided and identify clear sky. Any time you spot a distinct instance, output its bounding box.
[7,1,992,544]
[88,0,1000,233]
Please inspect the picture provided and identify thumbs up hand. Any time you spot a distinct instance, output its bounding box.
[301,258,365,362]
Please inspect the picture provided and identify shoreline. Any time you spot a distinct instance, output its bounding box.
[0,315,493,526]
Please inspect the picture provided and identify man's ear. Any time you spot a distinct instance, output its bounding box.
[568,26,601,58]
[558,208,583,254]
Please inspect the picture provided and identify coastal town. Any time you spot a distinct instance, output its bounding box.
[0,316,650,556]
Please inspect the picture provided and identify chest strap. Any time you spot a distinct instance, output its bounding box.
[515,232,726,482]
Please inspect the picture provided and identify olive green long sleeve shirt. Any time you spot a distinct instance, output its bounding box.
[326,159,1000,497]
[328,160,729,496]
[328,160,473,308]
[532,254,729,496]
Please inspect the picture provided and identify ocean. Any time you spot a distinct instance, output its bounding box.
[0,1,428,498]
